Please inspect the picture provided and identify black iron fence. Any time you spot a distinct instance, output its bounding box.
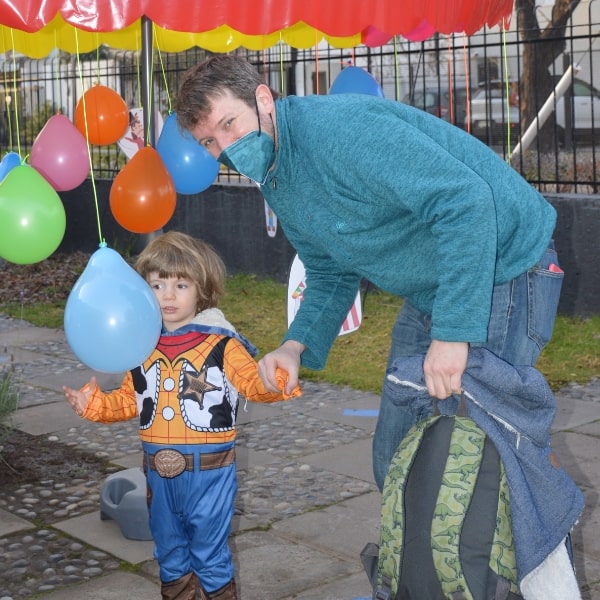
[1,4,599,193]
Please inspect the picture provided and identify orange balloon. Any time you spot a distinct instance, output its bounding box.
[109,147,177,234]
[74,84,129,145]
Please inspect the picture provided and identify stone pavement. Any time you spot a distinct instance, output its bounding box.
[1,314,600,600]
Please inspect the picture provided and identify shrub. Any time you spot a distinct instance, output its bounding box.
[0,358,20,451]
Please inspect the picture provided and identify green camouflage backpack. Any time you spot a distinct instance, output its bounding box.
[362,406,524,600]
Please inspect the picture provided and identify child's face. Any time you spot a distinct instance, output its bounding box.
[147,273,199,331]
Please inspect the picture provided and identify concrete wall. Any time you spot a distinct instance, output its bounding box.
[57,182,600,317]
[546,193,600,317]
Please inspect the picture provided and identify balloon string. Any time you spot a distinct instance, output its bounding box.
[135,28,142,108]
[278,34,284,96]
[95,33,101,83]
[502,18,512,157]
[146,35,155,146]
[463,33,471,134]
[0,29,12,150]
[53,30,62,114]
[9,29,21,156]
[74,28,105,246]
[393,36,400,101]
[314,32,319,95]
[447,36,454,124]
[155,31,172,115]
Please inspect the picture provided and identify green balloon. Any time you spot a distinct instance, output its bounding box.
[0,165,66,264]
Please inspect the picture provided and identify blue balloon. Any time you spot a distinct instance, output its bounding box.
[329,66,385,97]
[64,246,162,373]
[0,151,22,182]
[157,112,220,195]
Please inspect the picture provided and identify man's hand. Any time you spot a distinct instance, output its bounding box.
[258,340,305,395]
[423,340,469,399]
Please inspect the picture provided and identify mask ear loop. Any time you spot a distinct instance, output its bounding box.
[254,96,262,137]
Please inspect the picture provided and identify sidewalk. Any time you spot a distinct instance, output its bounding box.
[1,315,600,599]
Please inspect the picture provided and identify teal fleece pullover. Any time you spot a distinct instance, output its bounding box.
[260,93,556,370]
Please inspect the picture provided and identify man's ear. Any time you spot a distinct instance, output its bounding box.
[255,84,275,114]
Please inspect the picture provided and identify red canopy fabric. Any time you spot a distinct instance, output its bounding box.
[0,0,514,41]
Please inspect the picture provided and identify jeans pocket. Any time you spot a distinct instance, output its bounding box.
[527,264,563,351]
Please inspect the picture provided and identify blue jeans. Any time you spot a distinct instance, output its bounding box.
[372,244,563,490]
[145,442,237,591]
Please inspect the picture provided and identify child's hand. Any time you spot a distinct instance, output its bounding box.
[275,368,302,400]
[62,376,96,417]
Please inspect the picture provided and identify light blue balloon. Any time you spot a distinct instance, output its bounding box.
[329,66,385,97]
[64,246,162,373]
[157,112,220,195]
[0,151,22,182]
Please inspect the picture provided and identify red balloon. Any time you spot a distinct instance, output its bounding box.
[109,147,177,234]
[74,85,129,145]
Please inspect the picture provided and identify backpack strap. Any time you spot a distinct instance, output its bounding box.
[494,575,512,599]
[374,575,392,600]
[432,392,469,418]
[360,542,379,590]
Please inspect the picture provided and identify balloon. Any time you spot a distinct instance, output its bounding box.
[403,19,436,42]
[30,114,90,191]
[0,165,66,264]
[74,84,129,145]
[110,146,177,233]
[362,26,393,48]
[0,151,22,182]
[64,245,162,373]
[157,113,220,195]
[329,66,384,97]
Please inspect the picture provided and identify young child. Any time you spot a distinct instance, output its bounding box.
[63,231,300,600]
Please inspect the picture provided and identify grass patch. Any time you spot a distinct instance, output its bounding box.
[1,273,598,392]
[536,315,600,390]
[1,302,66,329]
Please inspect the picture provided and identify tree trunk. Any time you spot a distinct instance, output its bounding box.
[516,0,581,153]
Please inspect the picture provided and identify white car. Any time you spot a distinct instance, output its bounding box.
[466,86,520,143]
[555,77,600,141]
[466,77,600,143]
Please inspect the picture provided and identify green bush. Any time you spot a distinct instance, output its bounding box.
[0,359,20,450]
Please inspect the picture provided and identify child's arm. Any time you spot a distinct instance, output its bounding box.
[63,376,96,416]
[224,338,302,402]
[62,371,139,422]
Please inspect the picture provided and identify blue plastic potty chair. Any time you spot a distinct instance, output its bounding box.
[99,467,152,541]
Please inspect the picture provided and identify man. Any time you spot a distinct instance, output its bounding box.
[176,54,562,491]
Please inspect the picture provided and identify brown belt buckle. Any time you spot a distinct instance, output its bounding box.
[153,449,188,478]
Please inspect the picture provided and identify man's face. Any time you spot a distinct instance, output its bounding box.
[189,88,274,159]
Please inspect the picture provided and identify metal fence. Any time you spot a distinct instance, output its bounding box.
[1,4,599,193]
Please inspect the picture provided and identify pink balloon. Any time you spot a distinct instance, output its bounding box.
[362,26,393,48]
[30,114,90,191]
[403,19,436,42]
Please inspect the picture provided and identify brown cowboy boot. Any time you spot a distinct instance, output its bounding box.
[161,572,207,600]
[206,578,238,600]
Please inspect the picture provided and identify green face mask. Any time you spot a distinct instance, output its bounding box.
[218,129,275,186]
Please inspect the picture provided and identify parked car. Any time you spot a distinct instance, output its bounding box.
[466,76,600,144]
[401,86,471,129]
[554,76,600,142]
[465,84,520,143]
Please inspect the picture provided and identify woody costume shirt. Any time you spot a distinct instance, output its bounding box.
[79,308,300,589]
